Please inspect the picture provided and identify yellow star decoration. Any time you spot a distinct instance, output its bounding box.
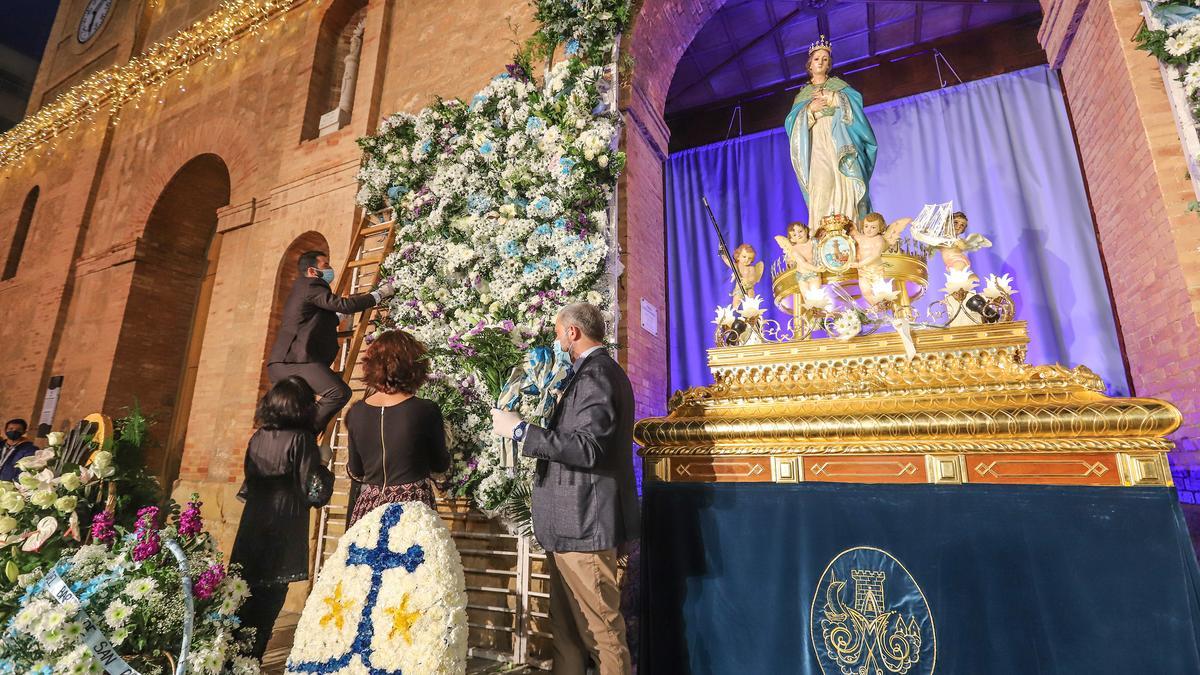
[384,594,422,645]
[320,581,353,631]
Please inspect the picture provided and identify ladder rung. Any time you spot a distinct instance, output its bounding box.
[359,223,393,238]
[347,256,383,269]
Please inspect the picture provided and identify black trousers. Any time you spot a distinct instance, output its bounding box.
[238,582,290,661]
[267,362,352,432]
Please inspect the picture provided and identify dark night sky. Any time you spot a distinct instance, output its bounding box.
[1,0,62,61]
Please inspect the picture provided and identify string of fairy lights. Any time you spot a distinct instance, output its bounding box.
[0,0,311,171]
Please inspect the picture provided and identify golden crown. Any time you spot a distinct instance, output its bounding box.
[809,35,832,55]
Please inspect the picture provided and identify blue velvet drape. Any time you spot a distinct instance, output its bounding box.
[666,66,1129,395]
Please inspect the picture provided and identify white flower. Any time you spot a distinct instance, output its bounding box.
[0,516,16,534]
[737,295,766,320]
[54,495,78,514]
[46,432,65,447]
[869,277,900,304]
[58,472,82,491]
[110,627,130,646]
[713,305,736,328]
[0,492,23,514]
[831,310,862,341]
[801,287,834,311]
[124,577,157,600]
[941,268,978,294]
[30,490,56,508]
[982,273,1017,300]
[104,600,133,629]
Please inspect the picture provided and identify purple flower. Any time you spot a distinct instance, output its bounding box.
[90,511,115,545]
[506,63,529,81]
[132,506,161,562]
[500,320,516,333]
[178,498,203,538]
[193,563,226,601]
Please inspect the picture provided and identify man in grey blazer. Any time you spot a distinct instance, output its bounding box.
[492,302,639,675]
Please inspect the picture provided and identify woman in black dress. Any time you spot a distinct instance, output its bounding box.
[346,329,451,525]
[230,376,332,661]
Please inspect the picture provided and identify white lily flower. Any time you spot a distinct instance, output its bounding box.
[869,277,900,304]
[801,287,834,311]
[982,273,1017,300]
[737,295,766,321]
[941,268,978,294]
[713,305,736,327]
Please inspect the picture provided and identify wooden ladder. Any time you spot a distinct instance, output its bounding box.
[312,207,396,570]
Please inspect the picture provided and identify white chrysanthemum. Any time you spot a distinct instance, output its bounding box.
[831,310,862,341]
[124,577,157,600]
[288,503,467,675]
[104,600,133,629]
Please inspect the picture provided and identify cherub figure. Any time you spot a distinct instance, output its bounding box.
[720,243,764,309]
[853,212,911,306]
[938,211,992,279]
[774,221,821,295]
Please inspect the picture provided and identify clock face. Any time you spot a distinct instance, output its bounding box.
[77,0,113,44]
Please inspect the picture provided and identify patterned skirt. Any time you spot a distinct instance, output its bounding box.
[349,479,436,527]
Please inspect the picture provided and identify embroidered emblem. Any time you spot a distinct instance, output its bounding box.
[810,546,936,675]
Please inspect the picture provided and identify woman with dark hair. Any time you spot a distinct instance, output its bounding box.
[345,329,451,525]
[230,376,333,661]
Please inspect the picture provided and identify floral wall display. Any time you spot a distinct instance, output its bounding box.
[355,0,631,528]
[286,502,466,675]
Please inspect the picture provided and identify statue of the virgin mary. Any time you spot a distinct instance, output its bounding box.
[784,36,878,225]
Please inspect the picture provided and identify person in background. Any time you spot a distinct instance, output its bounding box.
[230,376,332,662]
[490,302,640,675]
[345,329,450,525]
[267,250,396,439]
[0,419,37,482]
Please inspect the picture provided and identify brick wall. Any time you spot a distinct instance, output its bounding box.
[620,0,727,433]
[1040,0,1200,497]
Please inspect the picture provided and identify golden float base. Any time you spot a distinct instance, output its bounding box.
[635,322,1181,487]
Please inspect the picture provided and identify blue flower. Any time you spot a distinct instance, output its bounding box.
[469,94,488,111]
[504,241,520,256]
[530,196,552,215]
[554,217,567,229]
[543,258,562,271]
[493,72,512,80]
[420,140,432,153]
[523,264,537,275]
[467,194,493,214]
[386,185,409,204]
[558,268,578,282]
[526,116,545,133]
[558,157,577,176]
[566,39,581,56]
[479,141,494,156]
[535,224,551,235]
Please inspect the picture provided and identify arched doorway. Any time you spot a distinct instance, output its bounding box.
[106,154,230,488]
[260,231,331,396]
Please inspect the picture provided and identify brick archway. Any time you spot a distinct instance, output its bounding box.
[617,0,729,421]
[106,153,231,488]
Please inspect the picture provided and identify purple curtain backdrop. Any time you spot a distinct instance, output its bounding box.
[666,66,1130,396]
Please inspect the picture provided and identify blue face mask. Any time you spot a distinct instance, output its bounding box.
[319,268,335,284]
[553,338,572,367]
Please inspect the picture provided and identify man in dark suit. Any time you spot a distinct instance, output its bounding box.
[267,250,394,434]
[491,302,639,675]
